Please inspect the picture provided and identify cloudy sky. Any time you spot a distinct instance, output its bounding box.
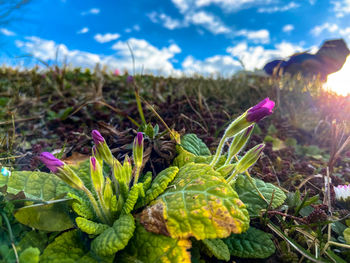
[1,0,350,76]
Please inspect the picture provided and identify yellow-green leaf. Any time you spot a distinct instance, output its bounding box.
[140,163,249,240]
[76,217,109,235]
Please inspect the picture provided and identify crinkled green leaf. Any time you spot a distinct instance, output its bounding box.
[234,174,286,216]
[143,166,179,205]
[181,134,211,156]
[76,217,109,235]
[344,228,350,245]
[172,146,196,168]
[122,183,144,214]
[19,247,40,263]
[14,199,74,232]
[140,163,249,240]
[91,214,135,257]
[118,221,191,263]
[140,171,152,192]
[18,231,48,253]
[0,171,70,200]
[41,230,98,263]
[202,239,230,261]
[68,192,95,220]
[223,227,275,259]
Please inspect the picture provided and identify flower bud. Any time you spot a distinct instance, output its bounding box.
[39,152,64,173]
[103,177,113,210]
[91,130,114,166]
[90,157,104,193]
[246,98,275,123]
[57,165,85,191]
[127,75,134,83]
[133,132,144,168]
[234,143,265,175]
[123,155,132,183]
[226,125,254,164]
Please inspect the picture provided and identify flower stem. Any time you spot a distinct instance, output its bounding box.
[82,186,109,224]
[210,136,226,167]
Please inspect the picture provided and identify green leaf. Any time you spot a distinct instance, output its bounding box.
[140,163,249,240]
[344,228,350,245]
[118,221,191,263]
[234,174,286,216]
[69,159,93,191]
[223,227,275,259]
[18,231,48,253]
[40,230,100,263]
[14,199,74,232]
[140,171,152,192]
[76,217,109,235]
[143,166,179,205]
[202,239,230,261]
[181,134,211,156]
[91,214,135,257]
[19,247,40,263]
[68,192,95,220]
[0,171,70,200]
[122,183,144,214]
[172,146,197,168]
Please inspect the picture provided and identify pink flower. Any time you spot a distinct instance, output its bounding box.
[114,69,120,76]
[39,152,64,173]
[92,130,105,145]
[246,98,275,123]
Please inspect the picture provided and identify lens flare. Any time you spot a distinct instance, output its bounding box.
[324,56,350,96]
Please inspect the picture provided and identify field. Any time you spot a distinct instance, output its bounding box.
[1,66,350,263]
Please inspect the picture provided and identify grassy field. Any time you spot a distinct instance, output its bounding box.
[1,66,350,262]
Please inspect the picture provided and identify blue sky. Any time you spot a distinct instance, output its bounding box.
[1,0,350,76]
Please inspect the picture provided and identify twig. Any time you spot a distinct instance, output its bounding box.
[0,116,42,126]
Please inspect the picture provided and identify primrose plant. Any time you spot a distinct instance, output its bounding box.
[0,97,287,263]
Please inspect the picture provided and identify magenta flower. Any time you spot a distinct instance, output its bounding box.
[127,75,134,83]
[246,98,275,123]
[39,152,64,173]
[91,156,97,170]
[135,132,143,146]
[114,69,120,76]
[92,130,105,145]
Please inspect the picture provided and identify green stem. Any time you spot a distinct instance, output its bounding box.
[133,166,141,186]
[97,191,112,224]
[82,187,109,224]
[210,136,226,167]
[134,89,146,125]
[1,212,19,263]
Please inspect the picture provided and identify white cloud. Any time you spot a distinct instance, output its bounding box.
[311,23,338,36]
[0,28,15,36]
[332,0,350,17]
[15,36,182,76]
[77,27,89,34]
[182,54,241,76]
[81,8,100,16]
[147,12,184,30]
[283,24,294,33]
[111,38,181,75]
[227,41,303,70]
[258,2,299,13]
[185,11,230,34]
[235,29,270,44]
[94,33,120,43]
[125,25,140,33]
[172,0,274,13]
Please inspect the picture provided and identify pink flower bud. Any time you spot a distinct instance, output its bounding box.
[92,130,105,145]
[247,98,275,123]
[39,152,64,173]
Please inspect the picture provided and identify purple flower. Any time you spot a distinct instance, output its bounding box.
[92,130,105,145]
[246,98,275,123]
[39,152,64,173]
[136,132,143,146]
[127,75,134,83]
[91,157,97,170]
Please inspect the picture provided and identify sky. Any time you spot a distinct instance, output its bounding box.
[1,0,350,76]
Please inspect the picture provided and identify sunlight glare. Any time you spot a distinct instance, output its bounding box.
[324,56,350,96]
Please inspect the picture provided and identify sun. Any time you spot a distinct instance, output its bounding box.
[324,56,350,96]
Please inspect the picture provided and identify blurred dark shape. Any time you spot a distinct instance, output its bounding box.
[0,0,29,25]
[264,39,350,81]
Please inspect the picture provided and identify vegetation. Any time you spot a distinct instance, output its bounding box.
[1,66,350,262]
